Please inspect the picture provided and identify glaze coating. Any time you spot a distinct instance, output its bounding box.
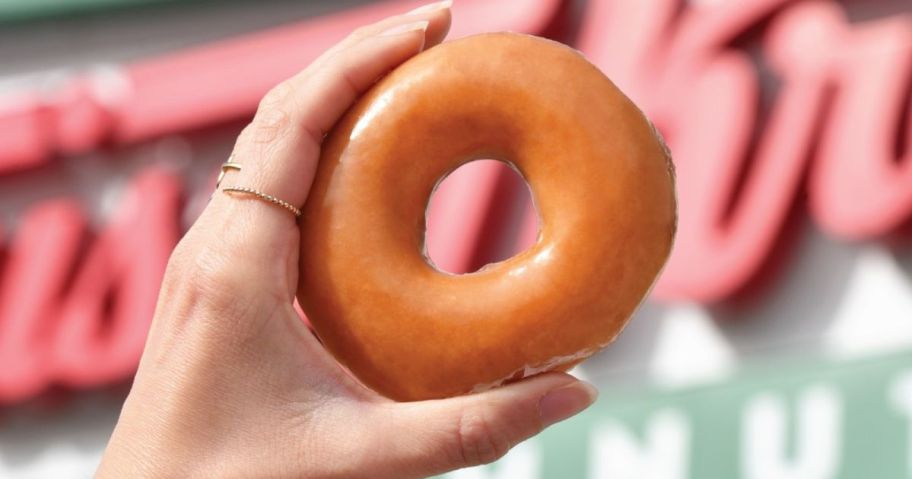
[297,32,676,401]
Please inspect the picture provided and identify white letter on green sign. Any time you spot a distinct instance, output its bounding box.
[742,385,842,479]
[588,409,691,478]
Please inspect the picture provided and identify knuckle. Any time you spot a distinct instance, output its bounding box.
[161,234,210,289]
[173,239,252,317]
[258,80,292,110]
[455,409,513,467]
[163,239,192,277]
[155,239,248,329]
[192,240,245,290]
[252,83,296,144]
[158,242,192,299]
[251,108,292,146]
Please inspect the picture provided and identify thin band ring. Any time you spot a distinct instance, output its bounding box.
[217,157,303,219]
[216,158,243,188]
[222,187,303,218]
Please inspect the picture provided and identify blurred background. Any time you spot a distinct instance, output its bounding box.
[1,0,911,477]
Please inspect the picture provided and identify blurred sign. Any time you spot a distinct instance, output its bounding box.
[0,0,910,405]
[0,0,568,404]
[576,0,912,302]
[444,351,912,479]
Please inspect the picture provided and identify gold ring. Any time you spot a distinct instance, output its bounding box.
[216,157,243,188]
[222,186,303,218]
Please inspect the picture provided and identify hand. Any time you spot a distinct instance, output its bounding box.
[96,3,597,478]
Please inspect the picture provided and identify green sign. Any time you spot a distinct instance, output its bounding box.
[442,351,912,478]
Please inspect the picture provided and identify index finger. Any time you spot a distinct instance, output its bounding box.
[214,3,453,225]
[184,3,453,302]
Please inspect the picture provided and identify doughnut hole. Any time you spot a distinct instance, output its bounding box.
[424,159,540,274]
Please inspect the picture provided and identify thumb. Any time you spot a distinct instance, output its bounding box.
[370,372,598,478]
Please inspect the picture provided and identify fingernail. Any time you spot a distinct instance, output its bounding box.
[539,381,598,427]
[380,20,430,37]
[407,0,453,15]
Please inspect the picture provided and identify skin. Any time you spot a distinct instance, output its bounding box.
[95,2,597,478]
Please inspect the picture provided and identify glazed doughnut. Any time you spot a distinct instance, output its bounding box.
[297,32,676,401]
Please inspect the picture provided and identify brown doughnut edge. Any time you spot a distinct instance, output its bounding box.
[297,32,677,401]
